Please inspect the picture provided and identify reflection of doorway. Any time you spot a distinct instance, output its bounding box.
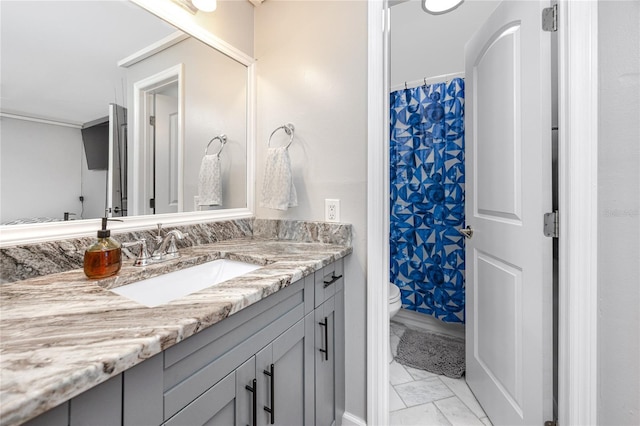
[132,64,184,216]
[152,87,179,214]
[107,103,128,217]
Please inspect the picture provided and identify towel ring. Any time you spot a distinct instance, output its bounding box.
[267,123,295,149]
[204,134,227,156]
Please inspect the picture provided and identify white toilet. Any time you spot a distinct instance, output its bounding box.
[388,283,402,362]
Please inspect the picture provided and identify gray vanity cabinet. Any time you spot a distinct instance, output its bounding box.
[255,316,316,426]
[23,374,123,426]
[165,317,312,426]
[22,259,345,426]
[160,276,311,426]
[163,356,255,426]
[314,261,345,426]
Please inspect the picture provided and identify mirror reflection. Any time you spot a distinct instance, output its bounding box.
[0,0,248,225]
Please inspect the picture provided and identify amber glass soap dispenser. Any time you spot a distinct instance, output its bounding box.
[84,218,122,279]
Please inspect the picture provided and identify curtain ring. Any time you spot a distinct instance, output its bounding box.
[268,123,295,149]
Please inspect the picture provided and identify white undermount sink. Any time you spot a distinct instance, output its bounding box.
[111,259,262,307]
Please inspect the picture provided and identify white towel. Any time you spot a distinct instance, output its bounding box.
[198,154,222,206]
[260,147,297,210]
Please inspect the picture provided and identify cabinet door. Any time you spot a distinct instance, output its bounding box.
[256,318,308,426]
[70,374,122,426]
[315,295,336,426]
[236,357,258,426]
[124,353,163,426]
[23,402,68,426]
[165,357,256,426]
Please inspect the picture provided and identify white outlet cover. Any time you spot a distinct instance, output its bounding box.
[325,199,340,222]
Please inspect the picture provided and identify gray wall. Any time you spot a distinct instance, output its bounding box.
[189,0,254,57]
[390,0,500,88]
[597,1,640,424]
[254,1,368,420]
[124,37,248,215]
[0,117,104,223]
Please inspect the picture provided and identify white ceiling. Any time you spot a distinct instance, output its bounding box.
[0,1,177,126]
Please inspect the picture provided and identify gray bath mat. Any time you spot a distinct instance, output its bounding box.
[395,328,465,379]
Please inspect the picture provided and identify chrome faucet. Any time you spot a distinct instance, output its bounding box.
[152,225,188,261]
[122,225,188,267]
[122,239,152,266]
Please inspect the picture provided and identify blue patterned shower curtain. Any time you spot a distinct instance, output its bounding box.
[390,78,465,323]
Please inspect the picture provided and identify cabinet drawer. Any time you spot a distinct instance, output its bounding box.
[163,279,306,419]
[314,259,344,308]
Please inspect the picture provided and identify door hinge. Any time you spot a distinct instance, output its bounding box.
[544,421,558,426]
[544,210,559,238]
[149,115,156,126]
[149,198,155,209]
[542,4,558,32]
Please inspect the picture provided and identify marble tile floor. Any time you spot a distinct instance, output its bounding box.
[389,321,493,426]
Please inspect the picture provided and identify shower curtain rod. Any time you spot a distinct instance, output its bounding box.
[391,71,464,92]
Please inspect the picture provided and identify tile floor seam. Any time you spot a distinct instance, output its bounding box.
[389,320,491,425]
[440,377,484,418]
[392,383,413,409]
[433,401,455,426]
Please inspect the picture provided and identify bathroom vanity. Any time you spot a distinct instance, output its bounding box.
[0,234,350,426]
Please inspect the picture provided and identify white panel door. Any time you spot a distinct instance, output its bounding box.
[464,1,553,424]
[154,93,179,214]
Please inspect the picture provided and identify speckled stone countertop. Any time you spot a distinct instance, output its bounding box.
[0,237,351,426]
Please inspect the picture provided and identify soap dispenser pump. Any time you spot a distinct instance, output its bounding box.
[84,218,122,279]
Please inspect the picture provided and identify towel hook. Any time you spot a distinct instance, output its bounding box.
[205,134,227,157]
[267,123,295,149]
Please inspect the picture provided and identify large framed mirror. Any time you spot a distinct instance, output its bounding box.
[0,0,255,245]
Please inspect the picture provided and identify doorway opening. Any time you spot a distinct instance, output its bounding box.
[132,64,184,217]
[386,1,558,424]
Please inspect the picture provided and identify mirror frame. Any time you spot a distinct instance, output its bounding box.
[0,0,256,247]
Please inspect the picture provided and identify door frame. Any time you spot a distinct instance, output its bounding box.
[132,64,185,216]
[365,1,599,425]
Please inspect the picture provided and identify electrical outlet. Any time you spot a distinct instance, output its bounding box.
[325,199,340,222]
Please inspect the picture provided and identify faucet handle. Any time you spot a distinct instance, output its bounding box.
[155,223,163,243]
[165,233,189,257]
[122,239,151,267]
[166,236,179,257]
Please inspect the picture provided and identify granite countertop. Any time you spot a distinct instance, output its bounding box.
[0,238,352,426]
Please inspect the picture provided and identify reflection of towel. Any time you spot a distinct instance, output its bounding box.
[260,147,297,210]
[198,154,222,206]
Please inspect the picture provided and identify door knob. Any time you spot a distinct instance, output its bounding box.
[459,226,473,239]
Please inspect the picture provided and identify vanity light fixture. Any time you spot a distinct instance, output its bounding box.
[192,0,217,12]
[422,0,464,15]
[172,0,217,14]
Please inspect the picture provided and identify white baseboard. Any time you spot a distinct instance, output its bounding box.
[342,411,367,426]
[393,308,465,340]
